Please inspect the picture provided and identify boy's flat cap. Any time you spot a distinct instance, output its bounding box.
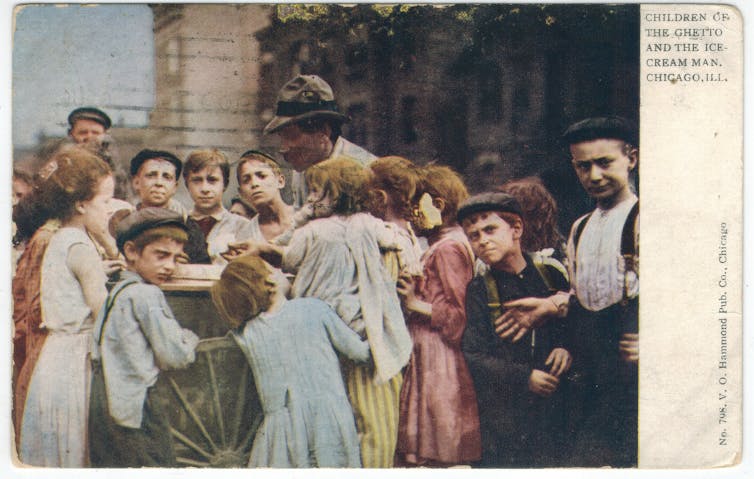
[562,116,638,146]
[130,149,183,177]
[67,107,112,130]
[115,207,188,251]
[457,192,523,224]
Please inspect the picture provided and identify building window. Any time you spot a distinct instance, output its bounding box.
[477,63,502,122]
[345,43,369,81]
[346,104,367,146]
[401,96,418,144]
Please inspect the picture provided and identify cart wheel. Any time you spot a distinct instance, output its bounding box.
[157,336,262,467]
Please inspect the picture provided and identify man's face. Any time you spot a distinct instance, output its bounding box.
[69,119,106,144]
[570,138,637,208]
[125,237,184,285]
[132,159,179,208]
[462,211,521,268]
[238,159,284,209]
[186,165,225,215]
[277,123,331,172]
[12,178,32,206]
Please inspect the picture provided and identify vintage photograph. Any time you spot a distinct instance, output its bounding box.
[5,2,743,473]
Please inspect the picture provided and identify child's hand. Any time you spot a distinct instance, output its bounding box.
[176,252,190,264]
[223,240,264,260]
[619,333,639,364]
[545,348,572,377]
[528,369,559,397]
[101,258,126,276]
[396,272,431,317]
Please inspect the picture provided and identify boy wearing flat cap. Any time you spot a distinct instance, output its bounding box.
[89,208,199,467]
[130,149,211,264]
[459,192,572,467]
[559,116,639,467]
[68,107,111,145]
[264,74,376,210]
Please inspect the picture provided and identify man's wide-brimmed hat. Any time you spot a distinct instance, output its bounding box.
[263,75,349,135]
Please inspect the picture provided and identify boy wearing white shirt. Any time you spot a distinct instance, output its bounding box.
[563,116,639,467]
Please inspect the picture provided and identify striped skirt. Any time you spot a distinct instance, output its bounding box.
[344,362,402,468]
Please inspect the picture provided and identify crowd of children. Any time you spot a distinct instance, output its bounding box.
[11,115,639,469]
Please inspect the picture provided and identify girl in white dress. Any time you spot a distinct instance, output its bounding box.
[19,146,114,467]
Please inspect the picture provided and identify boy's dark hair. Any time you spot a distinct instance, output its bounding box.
[130,149,183,178]
[562,116,638,148]
[236,150,282,183]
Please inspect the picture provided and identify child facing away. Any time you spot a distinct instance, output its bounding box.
[364,156,424,281]
[459,192,572,467]
[89,208,199,467]
[394,164,481,467]
[227,157,412,468]
[209,255,371,467]
[18,147,113,467]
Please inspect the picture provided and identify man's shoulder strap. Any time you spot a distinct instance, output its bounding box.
[572,212,593,251]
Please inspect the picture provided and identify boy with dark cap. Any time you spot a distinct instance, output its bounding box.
[89,208,199,467]
[459,192,572,467]
[264,74,376,209]
[130,149,211,264]
[561,115,639,467]
[67,107,111,145]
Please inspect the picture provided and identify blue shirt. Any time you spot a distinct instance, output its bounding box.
[91,270,199,428]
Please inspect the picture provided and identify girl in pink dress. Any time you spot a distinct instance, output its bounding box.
[395,164,481,467]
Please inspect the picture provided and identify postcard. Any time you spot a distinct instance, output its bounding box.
[3,2,746,476]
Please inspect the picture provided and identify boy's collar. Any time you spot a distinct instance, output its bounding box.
[120,269,145,283]
[190,207,226,222]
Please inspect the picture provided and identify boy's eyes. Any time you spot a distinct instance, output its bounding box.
[574,158,614,170]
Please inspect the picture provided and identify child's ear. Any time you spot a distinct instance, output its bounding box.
[122,241,138,263]
[74,201,86,215]
[627,148,639,171]
[512,219,524,240]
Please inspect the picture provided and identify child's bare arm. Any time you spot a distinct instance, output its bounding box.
[68,242,108,319]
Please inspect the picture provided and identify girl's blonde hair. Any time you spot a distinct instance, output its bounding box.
[419,164,469,226]
[304,157,368,215]
[366,156,422,221]
[210,255,272,329]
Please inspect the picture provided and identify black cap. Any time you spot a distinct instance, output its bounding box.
[130,149,183,178]
[457,192,523,224]
[67,107,112,130]
[115,207,189,252]
[562,116,638,146]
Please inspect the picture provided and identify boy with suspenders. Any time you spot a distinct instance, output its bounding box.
[563,116,639,467]
[460,192,573,467]
[89,208,199,466]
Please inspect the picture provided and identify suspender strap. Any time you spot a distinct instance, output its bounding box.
[621,202,639,304]
[621,201,640,257]
[483,270,503,321]
[95,280,139,346]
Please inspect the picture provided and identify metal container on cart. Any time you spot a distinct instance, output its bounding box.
[156,265,262,467]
